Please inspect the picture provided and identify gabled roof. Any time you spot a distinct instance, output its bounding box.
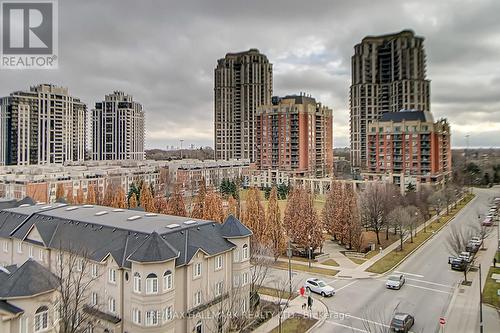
[220,215,252,238]
[128,232,179,263]
[0,259,59,298]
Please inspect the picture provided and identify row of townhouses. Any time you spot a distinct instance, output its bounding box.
[0,203,252,333]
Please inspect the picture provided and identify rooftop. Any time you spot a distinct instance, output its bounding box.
[379,110,434,123]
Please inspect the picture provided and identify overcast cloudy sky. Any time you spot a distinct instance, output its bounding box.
[1,0,499,149]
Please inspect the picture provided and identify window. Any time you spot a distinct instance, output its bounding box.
[133,272,142,293]
[39,249,44,262]
[241,299,247,313]
[194,291,202,306]
[91,264,98,278]
[215,281,224,297]
[108,297,116,313]
[193,263,202,279]
[233,249,239,263]
[233,275,240,288]
[242,244,249,261]
[215,255,223,270]
[2,241,7,253]
[28,245,33,258]
[163,270,173,291]
[146,273,158,294]
[163,305,173,322]
[17,242,22,253]
[132,308,142,324]
[19,316,28,333]
[76,258,83,272]
[108,268,116,283]
[34,306,48,332]
[242,272,249,286]
[195,321,202,333]
[146,310,159,326]
[91,292,98,306]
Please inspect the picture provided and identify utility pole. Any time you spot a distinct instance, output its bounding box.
[479,263,483,333]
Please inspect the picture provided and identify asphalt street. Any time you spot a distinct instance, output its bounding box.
[264,187,500,333]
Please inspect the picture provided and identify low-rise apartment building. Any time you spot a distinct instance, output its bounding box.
[362,110,451,189]
[0,159,251,203]
[0,204,252,333]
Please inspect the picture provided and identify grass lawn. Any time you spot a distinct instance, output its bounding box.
[366,194,475,274]
[269,314,318,333]
[483,263,500,308]
[258,286,298,300]
[271,261,338,276]
[321,259,339,267]
[347,257,366,265]
[279,255,318,263]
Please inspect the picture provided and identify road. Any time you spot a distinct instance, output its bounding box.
[265,187,500,333]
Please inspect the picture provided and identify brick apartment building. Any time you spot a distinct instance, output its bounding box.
[362,110,451,189]
[254,94,333,186]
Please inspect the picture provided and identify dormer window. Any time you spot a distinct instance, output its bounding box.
[163,270,173,291]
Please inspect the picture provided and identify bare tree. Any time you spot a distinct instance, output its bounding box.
[473,223,494,250]
[428,191,445,220]
[249,243,274,296]
[388,207,412,251]
[54,247,102,333]
[445,225,475,283]
[269,276,300,333]
[360,183,386,245]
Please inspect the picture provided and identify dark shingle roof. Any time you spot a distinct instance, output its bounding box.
[0,300,24,315]
[0,259,59,298]
[379,110,434,123]
[220,215,253,238]
[83,305,121,324]
[128,232,179,263]
[1,205,245,268]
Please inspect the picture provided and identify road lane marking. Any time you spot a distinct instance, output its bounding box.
[405,283,452,294]
[328,315,416,333]
[405,278,454,288]
[334,280,357,292]
[325,320,369,332]
[394,271,424,278]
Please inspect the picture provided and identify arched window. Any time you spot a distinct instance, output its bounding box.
[34,306,49,332]
[146,273,158,294]
[242,244,249,260]
[163,270,173,291]
[133,272,141,293]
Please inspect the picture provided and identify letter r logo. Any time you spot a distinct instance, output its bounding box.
[2,2,53,54]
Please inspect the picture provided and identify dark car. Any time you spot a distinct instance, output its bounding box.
[451,258,467,271]
[390,313,414,332]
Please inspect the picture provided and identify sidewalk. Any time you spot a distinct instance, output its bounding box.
[343,195,474,277]
[445,232,500,332]
[252,293,329,333]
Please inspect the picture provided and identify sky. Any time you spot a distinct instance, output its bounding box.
[1,0,499,149]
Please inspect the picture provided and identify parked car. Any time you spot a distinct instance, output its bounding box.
[470,236,482,246]
[390,313,415,332]
[466,241,479,253]
[459,251,473,263]
[451,258,467,271]
[482,217,493,226]
[386,274,406,290]
[305,278,335,297]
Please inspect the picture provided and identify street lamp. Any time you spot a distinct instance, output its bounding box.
[479,263,483,333]
[287,240,292,295]
[308,235,312,268]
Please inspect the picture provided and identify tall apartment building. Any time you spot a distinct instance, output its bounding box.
[0,204,252,333]
[0,84,87,166]
[92,91,145,161]
[363,110,451,189]
[214,49,273,162]
[255,95,333,179]
[350,30,430,170]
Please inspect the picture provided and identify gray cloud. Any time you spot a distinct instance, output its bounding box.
[0,0,499,149]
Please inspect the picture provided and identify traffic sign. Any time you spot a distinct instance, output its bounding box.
[439,317,446,325]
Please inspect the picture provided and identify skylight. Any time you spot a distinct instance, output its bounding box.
[127,215,142,221]
[95,211,108,216]
[166,224,180,229]
[183,220,197,225]
[145,213,158,217]
[66,206,79,211]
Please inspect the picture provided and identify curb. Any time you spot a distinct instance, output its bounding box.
[306,296,330,333]
[370,194,477,277]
